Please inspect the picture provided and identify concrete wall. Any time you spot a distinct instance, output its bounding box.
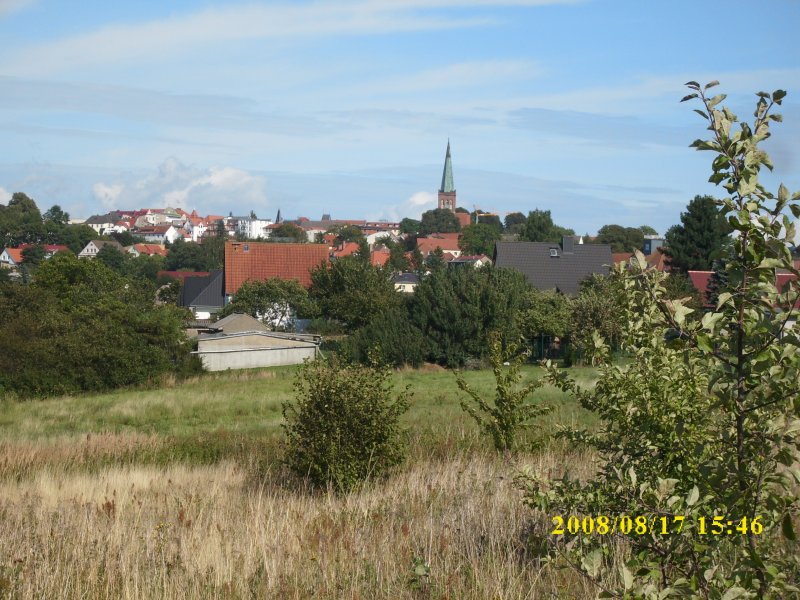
[196,345,317,371]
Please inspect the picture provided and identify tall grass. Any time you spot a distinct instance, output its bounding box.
[0,364,601,598]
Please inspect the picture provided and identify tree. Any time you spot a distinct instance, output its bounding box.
[327,224,364,244]
[504,211,527,235]
[520,209,574,243]
[343,307,426,368]
[95,245,129,274]
[270,222,307,243]
[0,192,44,246]
[595,223,644,252]
[164,239,207,271]
[456,332,548,452]
[639,224,659,236]
[43,204,69,225]
[0,253,194,397]
[110,230,144,247]
[419,208,460,235]
[569,273,626,358]
[21,245,46,267]
[399,218,420,235]
[472,212,503,233]
[282,357,410,492]
[220,278,317,330]
[310,256,400,330]
[410,266,531,367]
[458,223,501,256]
[664,194,731,273]
[519,84,800,598]
[518,288,572,340]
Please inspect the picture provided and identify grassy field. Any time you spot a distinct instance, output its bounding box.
[0,363,600,599]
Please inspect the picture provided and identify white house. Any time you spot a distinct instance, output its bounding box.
[137,224,180,244]
[236,218,274,240]
[78,240,124,258]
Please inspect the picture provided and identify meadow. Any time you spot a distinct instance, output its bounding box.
[0,364,600,599]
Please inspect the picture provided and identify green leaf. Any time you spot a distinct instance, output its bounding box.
[716,292,733,309]
[773,89,787,103]
[704,80,720,90]
[620,563,634,591]
[782,513,796,540]
[581,548,603,578]
[681,93,699,103]
[721,587,747,600]
[686,485,699,507]
[685,81,700,89]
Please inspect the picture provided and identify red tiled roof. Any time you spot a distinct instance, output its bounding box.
[688,271,714,307]
[371,248,390,267]
[332,242,360,258]
[646,248,669,272]
[225,241,329,293]
[4,247,24,264]
[132,243,168,257]
[158,270,210,281]
[417,233,461,256]
[612,252,633,264]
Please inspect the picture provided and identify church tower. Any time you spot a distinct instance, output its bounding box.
[438,140,456,211]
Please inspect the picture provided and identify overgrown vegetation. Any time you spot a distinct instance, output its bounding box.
[282,357,411,492]
[519,83,800,597]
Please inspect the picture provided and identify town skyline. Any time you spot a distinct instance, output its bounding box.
[0,0,798,236]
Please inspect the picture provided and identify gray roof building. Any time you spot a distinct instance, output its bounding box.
[179,269,224,313]
[494,237,612,295]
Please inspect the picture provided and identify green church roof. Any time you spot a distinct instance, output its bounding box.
[439,140,455,193]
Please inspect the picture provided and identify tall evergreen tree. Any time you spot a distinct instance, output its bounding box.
[520,209,574,243]
[664,195,731,273]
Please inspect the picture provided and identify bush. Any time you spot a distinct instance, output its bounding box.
[282,357,410,492]
[342,307,426,368]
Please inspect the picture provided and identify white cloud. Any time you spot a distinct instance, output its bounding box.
[1,0,582,76]
[91,158,268,213]
[379,190,437,221]
[0,186,11,204]
[0,0,33,18]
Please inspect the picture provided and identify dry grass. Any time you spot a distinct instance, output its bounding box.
[0,440,598,599]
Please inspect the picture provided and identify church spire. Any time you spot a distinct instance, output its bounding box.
[439,139,455,194]
[437,140,457,211]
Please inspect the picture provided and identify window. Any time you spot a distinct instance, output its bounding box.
[549,248,558,257]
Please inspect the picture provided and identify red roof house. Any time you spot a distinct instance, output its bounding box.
[417,233,461,257]
[225,241,329,294]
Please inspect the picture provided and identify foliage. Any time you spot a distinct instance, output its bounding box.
[164,238,208,272]
[410,266,532,367]
[0,192,44,246]
[518,288,572,339]
[472,212,503,232]
[399,218,420,235]
[596,223,645,252]
[569,273,626,358]
[95,245,129,274]
[419,208,461,235]
[342,306,426,368]
[504,211,527,234]
[270,222,308,243]
[459,223,501,256]
[662,270,704,310]
[219,278,317,330]
[309,256,400,331]
[282,356,410,492]
[520,209,574,243]
[0,253,194,397]
[326,224,364,244]
[664,194,731,273]
[21,244,46,267]
[519,83,800,598]
[639,224,659,236]
[456,332,549,452]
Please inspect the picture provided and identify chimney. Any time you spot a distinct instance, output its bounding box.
[562,235,574,254]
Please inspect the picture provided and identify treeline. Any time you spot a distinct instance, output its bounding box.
[0,253,197,397]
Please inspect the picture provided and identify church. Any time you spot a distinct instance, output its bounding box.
[437,141,471,229]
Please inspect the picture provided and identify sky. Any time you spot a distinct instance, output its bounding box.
[0,0,798,236]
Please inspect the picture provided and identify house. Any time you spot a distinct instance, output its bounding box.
[643,236,666,256]
[157,270,210,282]
[127,243,168,258]
[78,240,124,259]
[136,224,180,244]
[210,312,270,334]
[1,244,69,268]
[417,233,462,258]
[224,241,330,297]
[612,252,634,265]
[448,254,492,269]
[193,330,321,371]
[84,212,122,235]
[179,270,225,320]
[494,236,612,295]
[236,217,274,240]
[393,272,420,293]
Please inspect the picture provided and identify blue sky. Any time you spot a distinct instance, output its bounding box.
[0,0,798,235]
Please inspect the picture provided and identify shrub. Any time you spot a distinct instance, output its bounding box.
[456,332,549,452]
[282,357,410,492]
[342,307,426,368]
[518,83,800,597]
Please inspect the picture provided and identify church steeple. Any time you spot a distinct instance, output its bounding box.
[438,140,456,211]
